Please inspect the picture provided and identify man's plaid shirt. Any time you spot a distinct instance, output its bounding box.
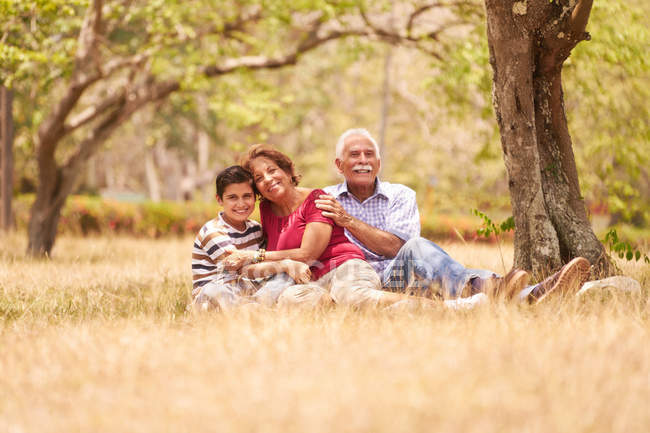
[323,179,421,275]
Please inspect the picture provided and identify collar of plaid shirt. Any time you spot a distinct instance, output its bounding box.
[324,178,405,274]
[327,178,392,203]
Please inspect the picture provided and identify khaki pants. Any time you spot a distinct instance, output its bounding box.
[278,259,400,308]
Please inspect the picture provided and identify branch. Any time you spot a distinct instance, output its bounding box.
[359,8,400,44]
[55,3,463,171]
[568,0,593,42]
[38,0,104,154]
[76,0,103,68]
[202,27,369,76]
[406,1,481,36]
[62,53,149,135]
[154,6,264,49]
[63,90,128,134]
[57,104,127,207]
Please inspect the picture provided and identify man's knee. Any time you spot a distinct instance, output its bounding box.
[399,236,433,257]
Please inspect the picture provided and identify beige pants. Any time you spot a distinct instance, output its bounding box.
[277,259,401,308]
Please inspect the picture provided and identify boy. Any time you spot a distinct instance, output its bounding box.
[191,165,310,310]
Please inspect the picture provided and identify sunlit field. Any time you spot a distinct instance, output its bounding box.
[1,233,649,433]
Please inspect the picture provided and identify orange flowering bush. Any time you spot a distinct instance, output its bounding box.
[14,195,218,238]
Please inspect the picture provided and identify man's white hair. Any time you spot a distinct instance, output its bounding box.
[335,128,381,159]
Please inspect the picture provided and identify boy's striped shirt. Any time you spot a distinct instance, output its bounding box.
[191,213,263,296]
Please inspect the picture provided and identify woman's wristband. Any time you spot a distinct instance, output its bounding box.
[253,248,266,263]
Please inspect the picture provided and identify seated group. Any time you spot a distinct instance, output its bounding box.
[191,128,591,311]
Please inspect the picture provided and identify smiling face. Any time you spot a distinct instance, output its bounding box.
[336,134,381,190]
[217,182,256,230]
[249,157,294,202]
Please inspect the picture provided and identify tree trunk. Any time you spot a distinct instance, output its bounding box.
[28,106,126,256]
[485,6,561,275]
[145,149,162,201]
[197,129,210,201]
[1,86,14,231]
[378,46,392,161]
[484,0,609,277]
[533,63,610,274]
[27,190,67,256]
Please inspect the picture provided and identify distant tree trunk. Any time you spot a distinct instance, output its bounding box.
[1,86,14,231]
[484,0,610,277]
[378,46,392,161]
[197,129,210,200]
[145,149,161,201]
[86,156,97,193]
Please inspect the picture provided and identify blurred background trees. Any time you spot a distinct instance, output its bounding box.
[1,0,648,256]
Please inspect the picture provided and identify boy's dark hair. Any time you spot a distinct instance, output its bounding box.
[216,165,255,199]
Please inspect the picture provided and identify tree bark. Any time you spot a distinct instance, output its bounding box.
[28,106,127,255]
[485,3,561,275]
[534,63,609,274]
[1,86,14,231]
[485,0,609,277]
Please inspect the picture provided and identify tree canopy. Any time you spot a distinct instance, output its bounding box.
[1,0,647,257]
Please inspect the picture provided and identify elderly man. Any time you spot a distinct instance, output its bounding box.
[315,128,589,301]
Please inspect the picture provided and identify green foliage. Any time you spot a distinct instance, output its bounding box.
[603,228,650,264]
[472,209,514,238]
[569,0,650,227]
[1,0,86,86]
[3,0,647,233]
[471,208,514,272]
[422,0,649,226]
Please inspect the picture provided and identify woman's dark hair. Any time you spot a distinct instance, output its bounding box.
[240,144,302,191]
[215,165,255,199]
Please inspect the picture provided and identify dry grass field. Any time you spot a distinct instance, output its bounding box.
[1,232,649,433]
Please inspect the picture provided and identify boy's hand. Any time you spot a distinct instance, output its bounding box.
[282,260,312,284]
[223,250,256,271]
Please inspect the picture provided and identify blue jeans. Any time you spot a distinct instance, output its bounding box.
[381,237,500,298]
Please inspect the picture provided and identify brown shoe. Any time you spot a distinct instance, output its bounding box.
[503,269,530,301]
[533,257,590,304]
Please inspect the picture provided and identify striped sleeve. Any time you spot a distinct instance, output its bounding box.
[191,220,236,293]
[191,218,264,295]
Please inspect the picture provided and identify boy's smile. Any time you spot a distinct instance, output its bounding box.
[217,182,256,231]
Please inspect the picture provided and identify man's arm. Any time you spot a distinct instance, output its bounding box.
[314,195,404,258]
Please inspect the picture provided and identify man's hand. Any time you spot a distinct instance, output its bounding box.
[282,260,312,284]
[223,250,256,271]
[315,194,353,228]
[316,194,406,258]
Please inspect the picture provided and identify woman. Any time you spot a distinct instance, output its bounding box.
[224,144,428,308]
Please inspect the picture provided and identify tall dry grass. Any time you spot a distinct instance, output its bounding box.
[1,232,649,433]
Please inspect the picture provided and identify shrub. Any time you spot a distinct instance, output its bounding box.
[13,195,220,238]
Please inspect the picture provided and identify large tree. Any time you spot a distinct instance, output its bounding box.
[484,0,610,276]
[2,0,462,256]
